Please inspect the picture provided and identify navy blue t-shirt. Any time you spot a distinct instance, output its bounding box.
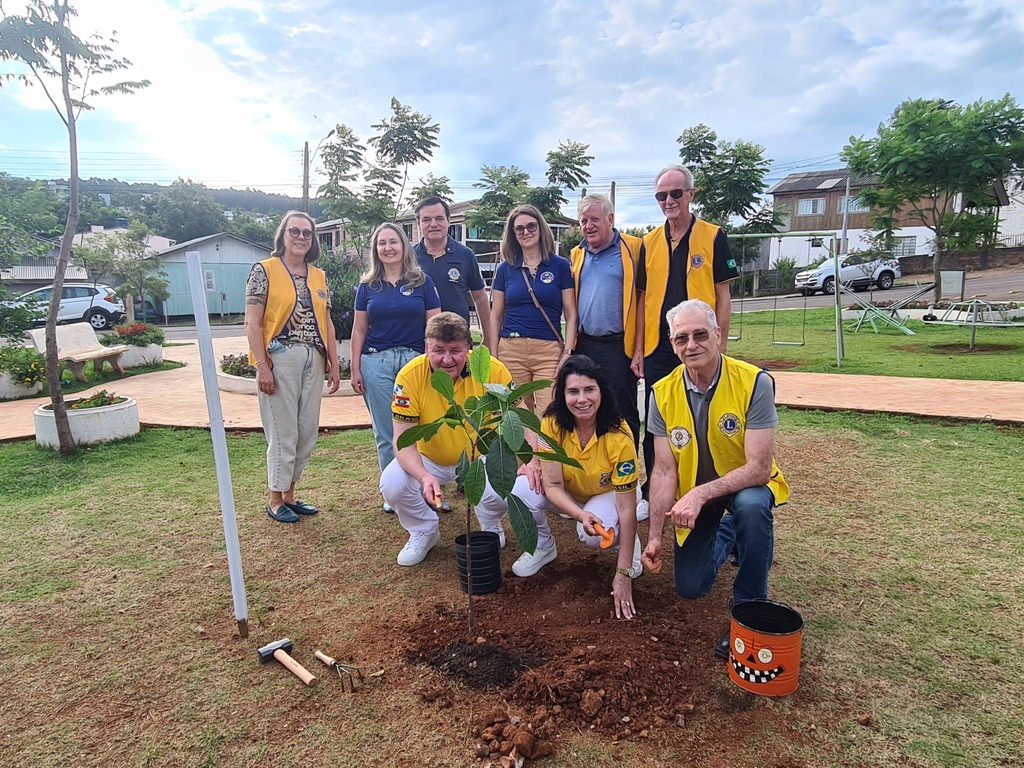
[414,236,486,324]
[493,255,574,341]
[354,276,441,354]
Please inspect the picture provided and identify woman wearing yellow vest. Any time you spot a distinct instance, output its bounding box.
[484,354,643,620]
[245,211,340,523]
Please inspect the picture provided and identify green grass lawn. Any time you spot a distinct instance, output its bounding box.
[0,414,1021,767]
[727,308,1024,380]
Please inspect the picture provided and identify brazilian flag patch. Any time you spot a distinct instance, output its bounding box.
[615,460,635,477]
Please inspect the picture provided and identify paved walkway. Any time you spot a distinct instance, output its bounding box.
[2,337,1023,443]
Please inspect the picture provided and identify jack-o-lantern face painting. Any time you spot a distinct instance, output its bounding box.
[727,601,803,697]
[730,634,787,685]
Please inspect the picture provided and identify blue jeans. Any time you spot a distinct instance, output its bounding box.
[673,486,775,604]
[360,346,418,472]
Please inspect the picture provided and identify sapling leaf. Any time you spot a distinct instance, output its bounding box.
[511,406,542,433]
[469,344,491,383]
[430,367,455,402]
[485,437,519,498]
[500,410,524,452]
[396,422,443,449]
[505,379,553,402]
[463,458,486,506]
[507,494,538,554]
[456,452,471,488]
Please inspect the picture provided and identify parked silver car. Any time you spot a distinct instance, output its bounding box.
[794,254,901,296]
[12,283,125,330]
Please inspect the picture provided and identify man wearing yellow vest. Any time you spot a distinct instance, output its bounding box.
[641,299,789,658]
[570,194,645,450]
[637,164,739,520]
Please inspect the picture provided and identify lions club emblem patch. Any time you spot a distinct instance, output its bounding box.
[539,271,554,284]
[718,413,741,436]
[447,267,461,282]
[670,427,691,448]
[691,255,704,268]
[400,285,414,296]
[599,472,612,487]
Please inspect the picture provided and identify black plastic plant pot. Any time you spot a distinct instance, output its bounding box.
[455,531,502,595]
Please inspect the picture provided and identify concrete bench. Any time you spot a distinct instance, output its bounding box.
[29,324,130,383]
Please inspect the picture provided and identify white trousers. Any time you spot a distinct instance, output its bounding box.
[483,477,627,553]
[379,455,509,536]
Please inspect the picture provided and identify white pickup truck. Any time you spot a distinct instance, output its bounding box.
[794,254,901,296]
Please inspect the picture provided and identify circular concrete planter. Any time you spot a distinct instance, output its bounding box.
[217,371,356,397]
[0,371,43,401]
[34,396,140,450]
[120,344,164,369]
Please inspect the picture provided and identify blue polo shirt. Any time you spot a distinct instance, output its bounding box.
[354,276,441,354]
[414,236,486,324]
[578,231,624,337]
[492,254,574,341]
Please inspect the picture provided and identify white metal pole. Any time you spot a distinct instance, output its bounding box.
[835,177,852,366]
[186,251,249,638]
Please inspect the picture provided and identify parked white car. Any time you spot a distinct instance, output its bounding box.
[794,254,901,296]
[12,283,125,330]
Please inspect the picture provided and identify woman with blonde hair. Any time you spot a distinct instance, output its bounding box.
[245,210,341,523]
[489,204,577,414]
[351,223,441,510]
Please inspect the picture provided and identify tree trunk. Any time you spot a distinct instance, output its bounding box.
[932,237,944,304]
[45,2,81,455]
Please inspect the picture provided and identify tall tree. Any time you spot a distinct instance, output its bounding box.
[545,139,593,191]
[406,173,453,208]
[677,123,772,228]
[466,165,531,240]
[74,221,169,322]
[0,0,149,453]
[152,179,227,242]
[368,97,440,217]
[843,95,1024,300]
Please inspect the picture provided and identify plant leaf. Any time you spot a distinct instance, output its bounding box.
[500,410,524,452]
[463,458,486,506]
[469,343,491,383]
[505,379,553,402]
[456,451,471,488]
[430,367,455,402]
[507,494,538,554]
[396,422,442,449]
[511,406,542,433]
[485,437,519,498]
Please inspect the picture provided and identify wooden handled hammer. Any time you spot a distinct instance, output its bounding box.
[257,638,318,687]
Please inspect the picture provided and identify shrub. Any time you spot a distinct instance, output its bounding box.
[69,389,124,409]
[102,322,165,348]
[321,251,363,340]
[0,345,46,387]
[220,353,256,378]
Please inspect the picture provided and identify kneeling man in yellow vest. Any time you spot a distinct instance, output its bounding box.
[641,299,789,657]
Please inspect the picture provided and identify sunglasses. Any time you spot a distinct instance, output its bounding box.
[670,328,711,345]
[514,221,539,235]
[287,227,314,239]
[655,188,692,202]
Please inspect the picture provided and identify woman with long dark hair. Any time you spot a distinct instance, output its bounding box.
[476,354,643,619]
[245,210,340,523]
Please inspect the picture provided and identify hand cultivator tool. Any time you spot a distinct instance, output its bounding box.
[314,650,364,691]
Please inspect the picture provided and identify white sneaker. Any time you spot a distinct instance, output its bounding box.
[480,525,506,549]
[636,499,650,522]
[512,544,557,577]
[397,529,441,566]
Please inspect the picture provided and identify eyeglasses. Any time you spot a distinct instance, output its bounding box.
[287,227,314,239]
[513,221,539,236]
[655,188,693,202]
[670,328,711,345]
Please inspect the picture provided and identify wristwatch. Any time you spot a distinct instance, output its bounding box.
[616,566,638,578]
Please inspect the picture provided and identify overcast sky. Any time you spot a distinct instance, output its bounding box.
[1,0,1022,226]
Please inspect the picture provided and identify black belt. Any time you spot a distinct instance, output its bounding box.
[579,331,625,344]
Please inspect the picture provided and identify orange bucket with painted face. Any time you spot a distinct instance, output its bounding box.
[727,599,803,697]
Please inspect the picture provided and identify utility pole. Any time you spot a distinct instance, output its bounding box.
[610,180,616,209]
[301,141,310,213]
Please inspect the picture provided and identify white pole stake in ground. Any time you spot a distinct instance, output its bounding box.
[186,251,249,639]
